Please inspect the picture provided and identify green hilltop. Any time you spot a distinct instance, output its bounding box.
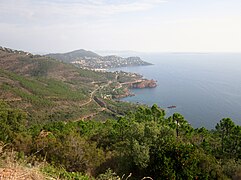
[46,49,100,63]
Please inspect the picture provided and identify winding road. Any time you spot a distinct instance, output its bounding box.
[76,80,114,121]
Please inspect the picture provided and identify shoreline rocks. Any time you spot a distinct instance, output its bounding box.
[129,79,157,89]
[114,79,157,99]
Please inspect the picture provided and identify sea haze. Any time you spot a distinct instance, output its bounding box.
[112,53,241,129]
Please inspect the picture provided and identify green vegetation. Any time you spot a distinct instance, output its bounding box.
[40,164,92,180]
[0,49,145,124]
[0,69,98,123]
[1,100,241,179]
[46,49,100,63]
[2,48,241,179]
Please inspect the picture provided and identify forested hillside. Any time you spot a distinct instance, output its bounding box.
[1,47,241,179]
[1,101,241,179]
[46,49,101,63]
[0,47,141,124]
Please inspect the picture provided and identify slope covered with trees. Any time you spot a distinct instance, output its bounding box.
[1,101,241,179]
[1,47,241,179]
[0,47,141,124]
[46,49,101,63]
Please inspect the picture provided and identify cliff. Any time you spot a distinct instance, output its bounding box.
[130,79,157,89]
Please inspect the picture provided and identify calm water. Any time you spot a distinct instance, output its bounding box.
[112,53,241,129]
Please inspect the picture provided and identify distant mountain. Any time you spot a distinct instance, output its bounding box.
[46,49,100,63]
[45,49,152,69]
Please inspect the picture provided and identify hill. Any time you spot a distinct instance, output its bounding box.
[46,49,100,63]
[46,49,152,69]
[0,46,144,124]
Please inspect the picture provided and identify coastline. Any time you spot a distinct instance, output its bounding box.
[104,64,157,100]
[113,79,157,99]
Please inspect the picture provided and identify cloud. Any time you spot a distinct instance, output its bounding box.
[0,0,167,25]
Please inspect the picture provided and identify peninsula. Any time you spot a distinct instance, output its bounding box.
[45,49,152,70]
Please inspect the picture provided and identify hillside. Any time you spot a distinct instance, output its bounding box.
[46,49,100,63]
[2,97,241,179]
[0,47,143,124]
[46,49,152,69]
[2,46,241,179]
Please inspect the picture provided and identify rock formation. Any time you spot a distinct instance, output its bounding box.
[130,79,157,89]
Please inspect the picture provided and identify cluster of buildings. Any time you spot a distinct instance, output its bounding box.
[70,55,151,70]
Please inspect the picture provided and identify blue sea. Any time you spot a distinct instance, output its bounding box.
[112,53,241,129]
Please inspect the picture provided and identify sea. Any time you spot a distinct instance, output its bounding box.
[110,53,241,129]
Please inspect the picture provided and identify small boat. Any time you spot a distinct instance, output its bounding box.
[167,105,176,109]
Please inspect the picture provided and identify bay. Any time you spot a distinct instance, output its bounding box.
[112,53,241,129]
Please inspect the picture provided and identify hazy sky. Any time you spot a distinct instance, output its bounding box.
[0,0,241,53]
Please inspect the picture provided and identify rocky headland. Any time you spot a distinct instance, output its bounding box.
[129,79,157,89]
[111,79,157,99]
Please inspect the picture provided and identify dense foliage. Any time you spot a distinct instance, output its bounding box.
[1,100,241,179]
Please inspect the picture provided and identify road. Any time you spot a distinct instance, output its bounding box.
[76,76,137,121]
[75,80,114,121]
[79,85,100,107]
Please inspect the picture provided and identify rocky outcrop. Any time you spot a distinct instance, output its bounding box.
[113,79,157,99]
[130,79,157,89]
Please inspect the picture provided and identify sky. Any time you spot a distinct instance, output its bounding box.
[0,0,241,53]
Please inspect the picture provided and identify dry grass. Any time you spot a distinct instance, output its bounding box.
[0,142,51,180]
[0,167,46,180]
